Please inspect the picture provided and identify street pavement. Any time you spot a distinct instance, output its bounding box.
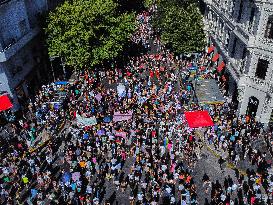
[11,11,272,205]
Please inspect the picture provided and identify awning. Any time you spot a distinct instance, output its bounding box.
[184,110,214,128]
[207,46,214,54]
[0,95,13,112]
[212,53,220,62]
[195,79,225,104]
[217,61,225,72]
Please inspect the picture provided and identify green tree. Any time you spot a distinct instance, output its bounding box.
[115,0,144,13]
[45,0,137,69]
[154,0,206,54]
[143,0,155,8]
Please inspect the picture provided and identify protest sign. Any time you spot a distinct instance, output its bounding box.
[113,110,133,122]
[117,83,126,97]
[76,113,97,126]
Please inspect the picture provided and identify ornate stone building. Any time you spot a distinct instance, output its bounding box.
[202,0,273,126]
[0,0,62,110]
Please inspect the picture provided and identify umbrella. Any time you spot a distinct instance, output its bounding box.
[188,66,198,70]
[103,116,111,123]
[31,189,38,199]
[97,129,105,136]
[95,93,102,102]
[72,172,81,181]
[54,103,60,110]
[83,133,89,139]
[22,176,29,184]
[3,176,10,182]
[62,172,72,183]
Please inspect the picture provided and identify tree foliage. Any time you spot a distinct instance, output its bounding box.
[143,0,154,8]
[153,0,206,54]
[45,0,137,68]
[116,0,144,13]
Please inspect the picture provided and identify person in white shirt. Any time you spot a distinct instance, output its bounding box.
[137,192,143,202]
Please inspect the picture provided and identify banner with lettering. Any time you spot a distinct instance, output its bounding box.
[76,113,97,126]
[113,110,133,122]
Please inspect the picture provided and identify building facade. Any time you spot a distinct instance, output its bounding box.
[0,0,61,110]
[203,0,273,126]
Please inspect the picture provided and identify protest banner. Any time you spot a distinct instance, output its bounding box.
[115,131,127,139]
[113,110,133,122]
[76,113,97,126]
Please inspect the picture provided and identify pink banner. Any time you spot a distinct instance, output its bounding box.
[113,110,133,122]
[115,131,127,139]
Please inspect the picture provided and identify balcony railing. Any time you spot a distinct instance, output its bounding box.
[0,0,11,5]
[245,75,271,91]
[0,38,16,52]
[0,27,40,62]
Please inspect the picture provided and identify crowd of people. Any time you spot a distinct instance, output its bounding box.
[0,4,272,205]
[201,101,273,204]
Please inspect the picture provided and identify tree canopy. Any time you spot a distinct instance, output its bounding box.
[153,0,206,54]
[143,0,154,8]
[45,0,137,68]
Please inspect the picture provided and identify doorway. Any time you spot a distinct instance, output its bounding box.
[247,96,259,117]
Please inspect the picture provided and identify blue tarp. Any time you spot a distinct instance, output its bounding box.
[55,81,68,85]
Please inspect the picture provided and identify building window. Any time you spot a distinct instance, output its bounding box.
[255,59,269,80]
[237,0,244,22]
[231,37,237,58]
[249,7,255,26]
[241,47,247,73]
[11,66,23,76]
[229,0,235,15]
[219,22,224,37]
[225,30,230,49]
[19,19,28,36]
[22,54,29,65]
[265,16,273,39]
